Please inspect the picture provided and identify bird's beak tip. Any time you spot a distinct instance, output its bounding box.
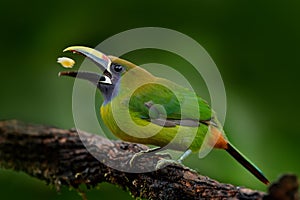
[62,47,69,53]
[62,46,111,72]
[58,71,78,78]
[58,71,67,77]
[63,46,80,53]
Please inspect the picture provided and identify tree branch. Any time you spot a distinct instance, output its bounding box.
[0,120,298,200]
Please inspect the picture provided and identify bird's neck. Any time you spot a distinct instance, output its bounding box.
[99,81,120,105]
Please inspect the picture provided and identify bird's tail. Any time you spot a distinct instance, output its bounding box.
[225,143,269,185]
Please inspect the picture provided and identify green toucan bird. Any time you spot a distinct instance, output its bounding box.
[59,46,269,185]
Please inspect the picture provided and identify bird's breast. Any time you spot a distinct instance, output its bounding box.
[100,102,212,152]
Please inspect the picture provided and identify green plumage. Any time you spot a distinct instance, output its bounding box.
[100,66,212,152]
[129,82,212,121]
[60,46,269,185]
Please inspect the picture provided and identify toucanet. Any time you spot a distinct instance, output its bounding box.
[59,46,269,185]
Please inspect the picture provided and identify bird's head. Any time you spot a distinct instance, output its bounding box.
[59,46,151,102]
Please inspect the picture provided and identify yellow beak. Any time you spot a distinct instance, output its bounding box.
[63,46,111,71]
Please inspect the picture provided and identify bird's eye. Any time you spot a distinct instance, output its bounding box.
[113,64,123,73]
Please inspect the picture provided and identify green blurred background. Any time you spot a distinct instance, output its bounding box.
[0,0,299,199]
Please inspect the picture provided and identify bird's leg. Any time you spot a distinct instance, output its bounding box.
[177,149,192,164]
[129,147,172,167]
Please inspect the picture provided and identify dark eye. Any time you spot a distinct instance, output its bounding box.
[113,64,123,73]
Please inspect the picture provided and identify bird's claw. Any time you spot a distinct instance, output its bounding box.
[155,158,197,173]
[129,147,172,167]
[155,159,182,170]
[129,150,146,167]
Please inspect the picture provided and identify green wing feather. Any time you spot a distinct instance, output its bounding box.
[128,78,212,122]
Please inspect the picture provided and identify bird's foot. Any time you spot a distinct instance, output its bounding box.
[155,159,182,170]
[177,149,192,163]
[129,147,172,167]
[155,158,197,174]
[155,149,196,171]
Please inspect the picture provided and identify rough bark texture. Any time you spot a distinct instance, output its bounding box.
[0,120,298,200]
